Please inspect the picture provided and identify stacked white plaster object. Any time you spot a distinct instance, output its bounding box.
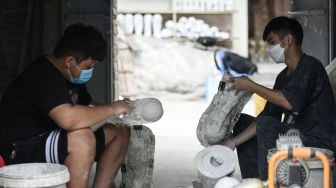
[117,13,230,40]
[92,98,163,131]
[144,14,153,37]
[91,98,163,188]
[118,98,162,188]
[196,74,252,146]
[124,14,134,35]
[194,145,237,188]
[120,125,156,188]
[134,14,144,36]
[152,14,163,38]
[194,73,252,187]
[109,98,163,125]
[90,98,164,127]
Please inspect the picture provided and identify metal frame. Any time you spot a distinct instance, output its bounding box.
[329,0,334,62]
[289,0,335,65]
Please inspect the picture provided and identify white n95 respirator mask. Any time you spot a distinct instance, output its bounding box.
[267,41,287,64]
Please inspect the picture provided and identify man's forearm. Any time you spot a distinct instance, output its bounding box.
[249,82,292,111]
[233,121,257,146]
[66,104,118,129]
[49,102,128,131]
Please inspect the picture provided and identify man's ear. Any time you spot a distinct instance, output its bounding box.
[285,34,293,47]
[64,56,76,68]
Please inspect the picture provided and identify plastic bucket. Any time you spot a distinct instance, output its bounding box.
[267,147,334,187]
[0,163,69,188]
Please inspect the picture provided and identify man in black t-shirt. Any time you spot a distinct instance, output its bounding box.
[223,16,336,180]
[0,23,131,188]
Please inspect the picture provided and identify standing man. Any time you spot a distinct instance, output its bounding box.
[0,23,131,188]
[224,16,336,180]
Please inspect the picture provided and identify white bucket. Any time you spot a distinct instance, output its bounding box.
[0,163,69,188]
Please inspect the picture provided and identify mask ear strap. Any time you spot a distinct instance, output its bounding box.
[66,68,73,80]
[64,59,73,80]
[67,61,82,79]
[281,35,291,49]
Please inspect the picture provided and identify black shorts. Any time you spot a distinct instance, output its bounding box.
[3,128,105,165]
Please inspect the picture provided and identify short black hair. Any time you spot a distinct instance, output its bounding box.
[53,23,107,62]
[263,16,304,46]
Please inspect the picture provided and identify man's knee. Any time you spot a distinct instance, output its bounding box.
[103,124,130,146]
[67,128,96,158]
[256,116,273,132]
[233,114,256,135]
[256,115,285,136]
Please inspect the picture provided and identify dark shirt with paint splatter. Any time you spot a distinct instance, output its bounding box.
[260,54,336,152]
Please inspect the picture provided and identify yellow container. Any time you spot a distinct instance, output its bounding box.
[253,94,266,116]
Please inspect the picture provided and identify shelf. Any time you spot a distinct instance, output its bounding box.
[174,10,235,15]
[118,10,235,15]
[165,37,236,44]
[217,37,238,41]
[118,10,173,14]
[117,0,249,57]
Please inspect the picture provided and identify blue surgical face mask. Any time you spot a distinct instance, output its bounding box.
[69,68,93,84]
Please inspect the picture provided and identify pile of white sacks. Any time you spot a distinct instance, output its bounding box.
[117,14,230,40]
[162,17,230,40]
[130,36,217,99]
[116,17,222,99]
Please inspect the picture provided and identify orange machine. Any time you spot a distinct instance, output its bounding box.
[268,147,331,188]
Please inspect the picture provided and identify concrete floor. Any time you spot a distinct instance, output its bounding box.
[149,99,218,188]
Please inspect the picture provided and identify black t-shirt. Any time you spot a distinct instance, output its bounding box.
[260,54,336,150]
[0,56,91,148]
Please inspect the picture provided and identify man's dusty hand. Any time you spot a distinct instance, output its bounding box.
[111,100,131,116]
[222,139,236,151]
[230,76,253,91]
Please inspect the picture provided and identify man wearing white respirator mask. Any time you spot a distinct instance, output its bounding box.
[222,16,336,181]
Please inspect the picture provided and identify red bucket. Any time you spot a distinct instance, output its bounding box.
[0,155,5,167]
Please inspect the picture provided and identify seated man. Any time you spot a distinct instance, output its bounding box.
[0,23,131,188]
[224,16,336,180]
